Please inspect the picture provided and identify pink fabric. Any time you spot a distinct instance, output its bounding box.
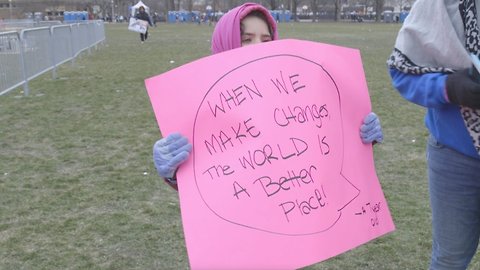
[211,2,278,54]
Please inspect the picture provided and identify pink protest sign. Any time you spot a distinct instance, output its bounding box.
[146,39,395,269]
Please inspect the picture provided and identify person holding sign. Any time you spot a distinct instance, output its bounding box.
[387,0,480,269]
[153,2,384,190]
[135,6,153,43]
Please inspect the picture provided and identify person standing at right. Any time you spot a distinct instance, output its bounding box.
[388,0,480,269]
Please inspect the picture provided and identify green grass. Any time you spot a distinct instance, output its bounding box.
[1,22,479,269]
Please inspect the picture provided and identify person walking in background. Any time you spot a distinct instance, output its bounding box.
[135,6,152,43]
[153,2,384,190]
[387,0,480,269]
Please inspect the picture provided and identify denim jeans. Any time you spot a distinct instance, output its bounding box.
[427,136,480,270]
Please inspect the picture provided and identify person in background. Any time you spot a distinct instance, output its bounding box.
[135,6,152,43]
[387,0,480,269]
[153,2,384,190]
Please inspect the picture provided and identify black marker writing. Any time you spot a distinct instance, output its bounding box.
[253,165,317,197]
[318,135,330,155]
[233,181,250,200]
[370,202,381,227]
[273,104,329,128]
[203,164,235,180]
[208,80,263,117]
[238,137,308,170]
[355,202,382,227]
[279,187,328,222]
[238,144,278,170]
[289,74,306,93]
[270,70,306,94]
[277,137,308,159]
[230,117,260,144]
[204,118,261,155]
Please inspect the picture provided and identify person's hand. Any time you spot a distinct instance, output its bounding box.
[153,133,192,178]
[446,68,480,109]
[360,112,383,144]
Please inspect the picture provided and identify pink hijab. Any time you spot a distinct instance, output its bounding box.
[211,2,278,54]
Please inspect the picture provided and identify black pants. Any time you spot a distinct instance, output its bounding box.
[140,30,148,41]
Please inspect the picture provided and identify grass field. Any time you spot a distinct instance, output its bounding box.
[1,22,479,269]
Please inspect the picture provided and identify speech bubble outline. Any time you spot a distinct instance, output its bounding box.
[192,54,360,236]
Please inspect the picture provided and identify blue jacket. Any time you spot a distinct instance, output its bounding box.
[389,68,480,160]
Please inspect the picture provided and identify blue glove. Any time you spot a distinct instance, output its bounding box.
[153,133,192,178]
[360,112,383,144]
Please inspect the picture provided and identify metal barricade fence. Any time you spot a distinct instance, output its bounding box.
[78,23,91,55]
[93,21,104,48]
[71,23,81,58]
[0,31,24,95]
[0,20,105,96]
[51,25,74,67]
[21,27,54,82]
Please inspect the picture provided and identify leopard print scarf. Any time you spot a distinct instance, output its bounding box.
[387,0,480,155]
[460,0,480,153]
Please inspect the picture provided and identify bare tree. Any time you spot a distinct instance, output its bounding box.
[269,0,277,10]
[227,0,237,10]
[375,0,384,21]
[212,0,218,20]
[186,0,193,11]
[291,0,298,21]
[334,0,341,21]
[285,0,291,10]
[91,0,111,18]
[114,0,129,17]
[310,0,318,21]
[165,0,175,12]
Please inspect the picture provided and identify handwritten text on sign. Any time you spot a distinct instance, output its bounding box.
[145,40,395,269]
[193,55,360,235]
